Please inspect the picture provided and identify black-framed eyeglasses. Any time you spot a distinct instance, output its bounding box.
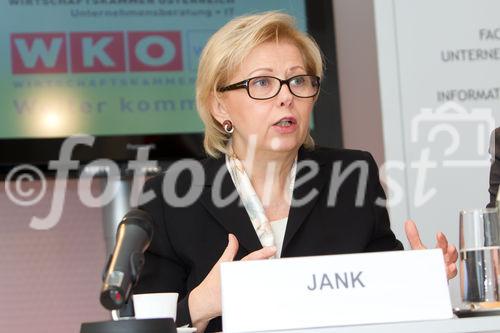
[218,74,321,100]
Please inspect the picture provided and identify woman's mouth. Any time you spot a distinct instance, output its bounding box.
[273,117,297,127]
[272,117,297,133]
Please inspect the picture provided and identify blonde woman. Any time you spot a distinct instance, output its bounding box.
[135,12,457,333]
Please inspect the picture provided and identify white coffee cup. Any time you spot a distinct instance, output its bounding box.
[132,292,178,320]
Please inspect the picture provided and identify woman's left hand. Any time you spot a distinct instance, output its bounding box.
[404,220,458,280]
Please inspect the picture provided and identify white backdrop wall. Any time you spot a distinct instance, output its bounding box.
[373,0,500,307]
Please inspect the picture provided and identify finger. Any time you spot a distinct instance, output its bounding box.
[436,232,448,255]
[242,246,277,261]
[404,220,426,250]
[447,263,458,279]
[219,234,239,262]
[448,244,458,263]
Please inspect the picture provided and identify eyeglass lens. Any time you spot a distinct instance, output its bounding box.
[248,75,319,99]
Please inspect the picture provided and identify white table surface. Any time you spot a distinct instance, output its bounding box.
[244,316,500,333]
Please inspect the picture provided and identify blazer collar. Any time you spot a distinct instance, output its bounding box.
[199,147,328,254]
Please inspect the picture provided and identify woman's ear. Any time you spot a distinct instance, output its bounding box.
[210,94,231,125]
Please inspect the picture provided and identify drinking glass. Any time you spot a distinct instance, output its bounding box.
[460,208,500,309]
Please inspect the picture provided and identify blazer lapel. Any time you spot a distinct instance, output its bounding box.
[198,148,328,255]
[199,157,262,253]
[282,148,328,253]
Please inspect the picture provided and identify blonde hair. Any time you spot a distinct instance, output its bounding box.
[196,11,324,158]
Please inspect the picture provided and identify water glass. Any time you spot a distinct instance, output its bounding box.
[460,208,500,308]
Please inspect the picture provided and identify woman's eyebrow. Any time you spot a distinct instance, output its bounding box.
[247,67,273,76]
[247,65,306,77]
[286,65,306,74]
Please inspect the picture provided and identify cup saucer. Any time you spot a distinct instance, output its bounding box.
[177,327,197,333]
[453,307,500,318]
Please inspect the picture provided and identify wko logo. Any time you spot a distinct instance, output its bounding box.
[10,31,183,74]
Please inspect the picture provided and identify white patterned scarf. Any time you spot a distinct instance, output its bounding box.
[225,147,297,249]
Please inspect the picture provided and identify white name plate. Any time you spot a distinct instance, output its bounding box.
[221,249,452,333]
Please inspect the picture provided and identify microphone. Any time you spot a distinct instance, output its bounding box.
[100,209,154,310]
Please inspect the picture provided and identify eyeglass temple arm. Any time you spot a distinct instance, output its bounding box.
[218,81,248,92]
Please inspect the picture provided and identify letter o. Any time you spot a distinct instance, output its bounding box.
[135,36,175,66]
[162,160,204,207]
[78,159,121,208]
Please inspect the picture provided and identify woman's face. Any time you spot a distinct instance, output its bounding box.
[215,41,316,156]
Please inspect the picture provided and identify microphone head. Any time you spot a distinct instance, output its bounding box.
[119,209,154,240]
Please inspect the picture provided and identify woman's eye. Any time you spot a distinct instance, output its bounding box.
[252,78,270,87]
[290,76,305,86]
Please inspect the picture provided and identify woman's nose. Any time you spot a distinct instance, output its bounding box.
[276,82,294,106]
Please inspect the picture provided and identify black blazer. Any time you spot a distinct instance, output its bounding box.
[134,147,403,332]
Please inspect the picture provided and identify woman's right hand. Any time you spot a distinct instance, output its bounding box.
[188,234,277,332]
